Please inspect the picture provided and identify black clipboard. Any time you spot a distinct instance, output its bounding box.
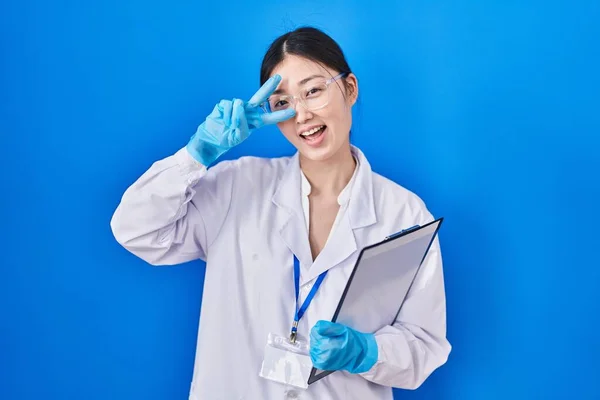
[307,217,444,385]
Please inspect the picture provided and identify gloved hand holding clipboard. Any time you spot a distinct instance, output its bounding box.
[308,217,444,385]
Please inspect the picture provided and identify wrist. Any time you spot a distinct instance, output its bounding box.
[186,135,223,167]
[355,333,378,374]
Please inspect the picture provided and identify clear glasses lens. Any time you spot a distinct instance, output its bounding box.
[263,82,330,113]
[302,82,329,110]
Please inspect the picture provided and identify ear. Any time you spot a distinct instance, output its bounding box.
[345,73,359,106]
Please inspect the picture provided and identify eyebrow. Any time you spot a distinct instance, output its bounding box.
[272,74,326,95]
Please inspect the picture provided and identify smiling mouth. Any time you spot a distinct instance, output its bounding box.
[300,125,326,139]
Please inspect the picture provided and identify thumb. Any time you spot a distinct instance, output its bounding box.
[312,320,346,337]
[261,108,296,125]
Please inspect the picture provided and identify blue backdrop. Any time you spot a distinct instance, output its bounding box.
[1,1,599,399]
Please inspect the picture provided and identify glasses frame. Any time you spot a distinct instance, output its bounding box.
[261,72,349,113]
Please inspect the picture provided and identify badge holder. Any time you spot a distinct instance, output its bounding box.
[259,256,328,391]
[259,332,312,390]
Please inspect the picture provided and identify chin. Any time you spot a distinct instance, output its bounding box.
[298,142,344,163]
[300,150,332,162]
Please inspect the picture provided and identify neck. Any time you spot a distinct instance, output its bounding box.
[300,144,356,198]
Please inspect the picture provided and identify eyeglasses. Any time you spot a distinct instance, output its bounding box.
[260,72,349,113]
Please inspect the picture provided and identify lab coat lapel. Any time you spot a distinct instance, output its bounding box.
[271,152,313,271]
[302,212,357,284]
[300,146,378,284]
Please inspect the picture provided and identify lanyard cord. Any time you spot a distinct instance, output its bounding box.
[290,256,328,343]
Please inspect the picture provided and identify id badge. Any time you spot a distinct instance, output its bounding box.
[259,332,312,390]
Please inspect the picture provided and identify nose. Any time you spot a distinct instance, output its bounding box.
[294,100,313,124]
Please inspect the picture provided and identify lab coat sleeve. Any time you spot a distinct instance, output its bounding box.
[359,214,451,389]
[110,147,235,265]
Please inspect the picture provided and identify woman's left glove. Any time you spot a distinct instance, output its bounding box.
[309,320,378,374]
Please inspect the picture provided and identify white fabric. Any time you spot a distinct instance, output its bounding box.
[110,145,451,400]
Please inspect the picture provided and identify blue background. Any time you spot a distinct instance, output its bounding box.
[1,1,599,399]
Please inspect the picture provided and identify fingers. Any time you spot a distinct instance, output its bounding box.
[310,323,338,368]
[231,99,244,128]
[312,320,345,337]
[247,74,282,107]
[212,74,293,136]
[218,99,233,127]
[231,98,249,142]
[261,108,296,125]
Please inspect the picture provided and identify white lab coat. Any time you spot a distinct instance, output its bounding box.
[110,145,451,400]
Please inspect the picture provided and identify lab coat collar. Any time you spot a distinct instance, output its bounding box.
[272,151,314,271]
[300,154,359,207]
[348,145,377,229]
[272,146,377,284]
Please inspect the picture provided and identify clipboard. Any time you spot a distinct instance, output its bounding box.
[307,217,443,385]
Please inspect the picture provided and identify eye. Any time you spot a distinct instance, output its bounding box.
[270,97,289,110]
[305,87,323,97]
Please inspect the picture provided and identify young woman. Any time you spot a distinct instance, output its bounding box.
[111,26,451,400]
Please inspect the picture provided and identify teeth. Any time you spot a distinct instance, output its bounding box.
[300,126,324,137]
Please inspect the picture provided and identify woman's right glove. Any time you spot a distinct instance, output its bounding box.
[186,74,295,166]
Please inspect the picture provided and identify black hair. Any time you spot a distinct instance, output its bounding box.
[260,27,352,87]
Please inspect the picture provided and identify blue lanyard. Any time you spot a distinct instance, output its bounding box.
[290,255,328,343]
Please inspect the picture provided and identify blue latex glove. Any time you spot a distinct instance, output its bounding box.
[310,320,378,374]
[186,74,295,166]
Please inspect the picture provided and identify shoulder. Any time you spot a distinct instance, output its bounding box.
[205,153,294,189]
[352,145,435,225]
[232,154,291,173]
[213,153,292,176]
[370,170,435,225]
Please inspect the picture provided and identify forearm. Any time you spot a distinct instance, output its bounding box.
[110,147,211,265]
[360,321,451,389]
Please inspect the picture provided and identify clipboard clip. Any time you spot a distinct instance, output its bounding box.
[385,225,420,240]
